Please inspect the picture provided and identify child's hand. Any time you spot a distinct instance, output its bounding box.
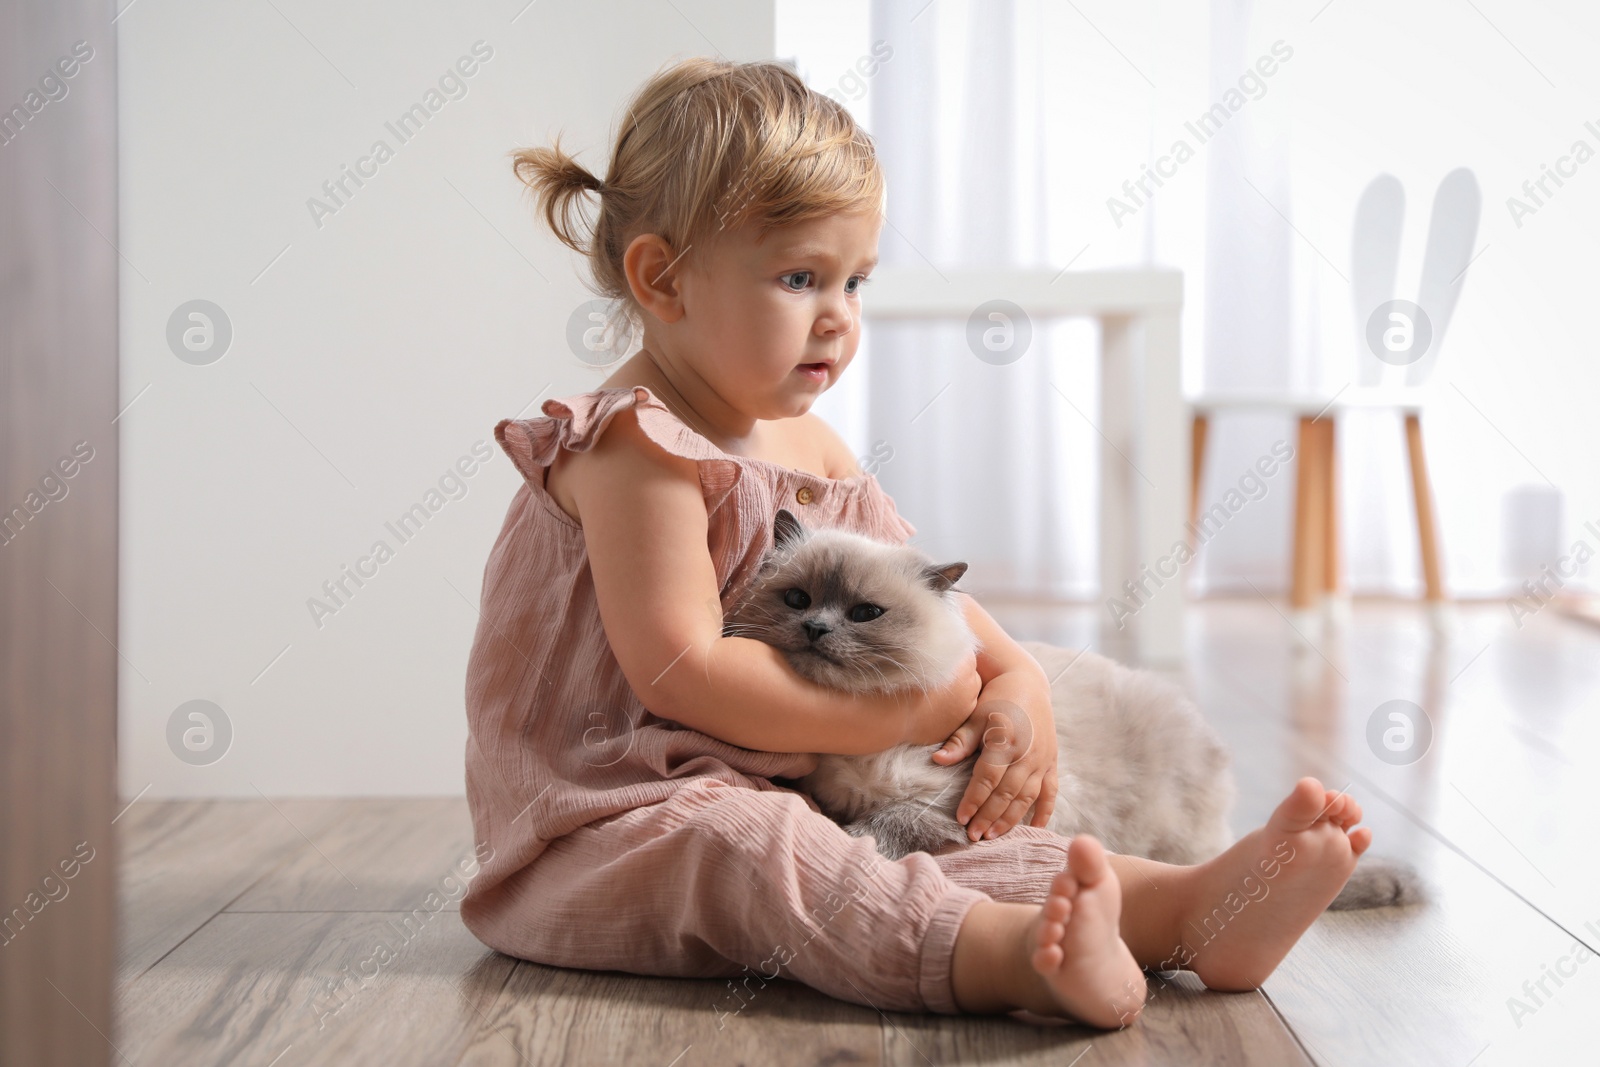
[931,669,1059,842]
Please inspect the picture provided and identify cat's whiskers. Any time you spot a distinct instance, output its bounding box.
[850,639,953,693]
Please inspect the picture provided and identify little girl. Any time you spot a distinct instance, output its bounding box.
[461,56,1371,1027]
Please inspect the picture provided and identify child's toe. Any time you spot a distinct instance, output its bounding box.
[1044,895,1073,927]
[1048,868,1079,901]
[1271,778,1328,830]
[1032,941,1064,973]
[1065,835,1112,886]
[1320,790,1347,820]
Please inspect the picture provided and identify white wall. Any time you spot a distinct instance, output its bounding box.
[118,1,775,797]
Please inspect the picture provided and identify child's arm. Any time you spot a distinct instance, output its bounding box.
[564,407,980,756]
[930,593,1061,842]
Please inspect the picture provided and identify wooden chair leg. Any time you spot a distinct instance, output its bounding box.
[1189,412,1209,531]
[1291,416,1327,611]
[1404,413,1445,603]
[1321,418,1341,595]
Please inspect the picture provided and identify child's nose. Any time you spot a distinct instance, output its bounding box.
[816,302,855,337]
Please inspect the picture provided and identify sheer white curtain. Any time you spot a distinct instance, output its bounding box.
[783,0,1600,601]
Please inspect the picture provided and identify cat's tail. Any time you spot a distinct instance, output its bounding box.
[1328,855,1425,910]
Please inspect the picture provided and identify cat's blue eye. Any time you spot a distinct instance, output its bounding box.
[783,588,811,609]
[848,603,884,623]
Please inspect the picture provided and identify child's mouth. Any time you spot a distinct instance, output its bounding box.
[797,362,829,383]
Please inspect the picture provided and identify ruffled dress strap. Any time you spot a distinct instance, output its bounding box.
[495,385,744,513]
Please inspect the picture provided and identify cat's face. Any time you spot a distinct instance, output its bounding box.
[724,509,974,693]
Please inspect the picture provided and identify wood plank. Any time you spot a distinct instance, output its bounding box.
[462,954,1307,1065]
[457,961,884,1066]
[875,972,1309,1066]
[116,799,350,983]
[227,797,477,912]
[115,911,514,1066]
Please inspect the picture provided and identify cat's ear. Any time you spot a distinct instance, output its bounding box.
[922,562,968,593]
[773,508,807,550]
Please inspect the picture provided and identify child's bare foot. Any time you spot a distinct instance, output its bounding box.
[1021,835,1147,1027]
[1180,777,1370,991]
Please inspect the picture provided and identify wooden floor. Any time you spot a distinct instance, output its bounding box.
[113,600,1598,1065]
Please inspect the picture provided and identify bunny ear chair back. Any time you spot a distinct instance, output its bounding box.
[1351,174,1406,388]
[1408,168,1482,387]
[1350,168,1482,388]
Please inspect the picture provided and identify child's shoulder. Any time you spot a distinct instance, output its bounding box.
[540,387,702,524]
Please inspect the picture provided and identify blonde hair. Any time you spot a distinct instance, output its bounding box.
[510,57,884,335]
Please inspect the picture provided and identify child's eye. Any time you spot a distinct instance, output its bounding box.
[848,603,884,623]
[780,272,871,294]
[783,588,811,609]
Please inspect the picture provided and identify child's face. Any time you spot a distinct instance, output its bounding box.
[676,207,882,420]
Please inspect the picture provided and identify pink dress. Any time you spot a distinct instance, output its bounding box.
[461,384,1073,1014]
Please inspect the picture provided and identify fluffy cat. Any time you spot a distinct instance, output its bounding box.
[724,509,1419,911]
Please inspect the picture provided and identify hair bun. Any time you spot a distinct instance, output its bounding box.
[562,157,603,193]
[508,137,608,255]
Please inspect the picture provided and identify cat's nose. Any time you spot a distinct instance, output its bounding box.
[802,619,831,642]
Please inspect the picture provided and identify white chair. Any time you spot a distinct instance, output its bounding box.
[1190,169,1481,636]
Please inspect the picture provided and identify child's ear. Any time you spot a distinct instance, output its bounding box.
[622,233,685,323]
[922,562,968,593]
[773,508,807,550]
